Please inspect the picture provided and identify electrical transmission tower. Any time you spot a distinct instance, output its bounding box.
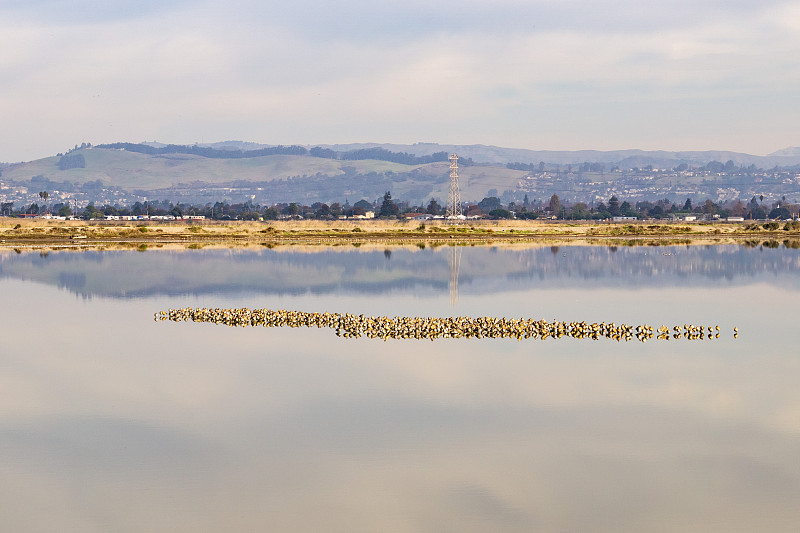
[446,153,462,222]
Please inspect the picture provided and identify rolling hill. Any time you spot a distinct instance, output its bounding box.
[2,142,800,207]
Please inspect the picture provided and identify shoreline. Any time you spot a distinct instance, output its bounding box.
[1,218,798,249]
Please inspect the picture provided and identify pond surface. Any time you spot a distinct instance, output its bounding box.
[1,243,799,532]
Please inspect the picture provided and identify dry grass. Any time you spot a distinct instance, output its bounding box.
[1,217,796,248]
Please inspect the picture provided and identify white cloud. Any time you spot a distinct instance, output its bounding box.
[1,1,799,160]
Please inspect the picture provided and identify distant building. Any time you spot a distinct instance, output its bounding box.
[727,216,745,222]
[612,216,637,222]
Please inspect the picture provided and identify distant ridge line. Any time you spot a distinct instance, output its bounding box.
[164,140,800,167]
[312,143,800,167]
[95,142,454,166]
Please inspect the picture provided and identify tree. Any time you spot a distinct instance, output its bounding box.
[38,191,49,213]
[314,203,330,218]
[82,203,99,219]
[749,205,767,220]
[548,194,561,217]
[379,191,399,218]
[683,198,692,211]
[620,201,635,217]
[426,198,442,215]
[488,208,513,219]
[570,202,589,220]
[353,199,372,212]
[769,206,791,220]
[730,200,745,217]
[608,196,620,216]
[477,196,502,213]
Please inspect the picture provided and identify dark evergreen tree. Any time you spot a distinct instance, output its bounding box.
[353,199,372,212]
[608,196,620,216]
[379,191,399,218]
[548,194,561,217]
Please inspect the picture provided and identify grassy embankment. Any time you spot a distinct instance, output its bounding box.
[1,218,799,249]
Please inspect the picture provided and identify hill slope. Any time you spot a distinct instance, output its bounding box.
[2,142,800,207]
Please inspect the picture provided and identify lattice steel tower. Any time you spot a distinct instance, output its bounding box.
[446,153,462,222]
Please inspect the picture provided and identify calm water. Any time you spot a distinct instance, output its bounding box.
[1,243,799,532]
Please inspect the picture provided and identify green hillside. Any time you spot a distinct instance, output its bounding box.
[1,147,529,204]
[2,148,436,189]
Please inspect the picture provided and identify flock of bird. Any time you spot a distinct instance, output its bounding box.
[156,307,738,342]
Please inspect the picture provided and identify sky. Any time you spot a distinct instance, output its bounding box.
[1,0,799,162]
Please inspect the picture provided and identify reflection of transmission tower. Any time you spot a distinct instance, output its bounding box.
[446,153,462,223]
[448,245,461,306]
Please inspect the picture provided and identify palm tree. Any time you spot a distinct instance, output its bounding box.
[38,191,49,214]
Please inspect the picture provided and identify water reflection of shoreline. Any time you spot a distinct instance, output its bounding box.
[1,244,799,299]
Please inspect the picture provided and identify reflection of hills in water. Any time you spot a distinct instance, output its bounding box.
[1,245,799,298]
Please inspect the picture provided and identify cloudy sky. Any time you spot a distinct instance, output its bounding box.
[1,0,798,161]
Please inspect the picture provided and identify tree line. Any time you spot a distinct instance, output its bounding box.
[92,143,459,166]
[4,190,798,222]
